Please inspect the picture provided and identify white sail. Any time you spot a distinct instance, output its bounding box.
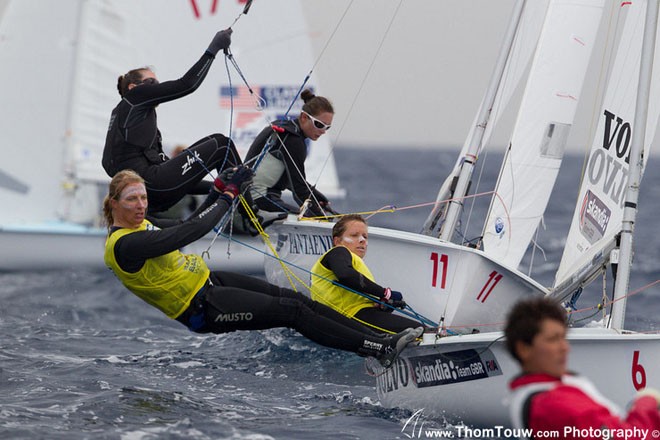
[481,0,604,269]
[423,0,550,237]
[555,0,660,288]
[0,1,80,224]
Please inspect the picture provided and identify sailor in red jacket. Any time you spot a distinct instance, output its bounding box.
[505,298,660,438]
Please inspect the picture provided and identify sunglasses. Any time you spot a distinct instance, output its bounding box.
[302,111,331,131]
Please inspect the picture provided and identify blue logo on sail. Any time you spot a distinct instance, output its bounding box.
[494,217,505,236]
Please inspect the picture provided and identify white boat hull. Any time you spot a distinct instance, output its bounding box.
[0,224,264,273]
[264,219,547,331]
[375,328,660,427]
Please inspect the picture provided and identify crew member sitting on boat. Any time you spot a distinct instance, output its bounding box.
[103,168,422,368]
[101,29,243,215]
[506,297,660,434]
[311,214,425,333]
[244,89,336,218]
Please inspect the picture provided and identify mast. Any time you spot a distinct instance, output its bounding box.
[422,0,526,241]
[609,0,659,329]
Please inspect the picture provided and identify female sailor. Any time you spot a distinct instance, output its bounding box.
[244,89,335,218]
[102,29,241,214]
[103,168,422,368]
[311,214,424,333]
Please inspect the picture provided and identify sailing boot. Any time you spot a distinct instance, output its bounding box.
[377,327,424,369]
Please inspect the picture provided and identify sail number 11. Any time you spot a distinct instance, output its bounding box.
[430,252,448,289]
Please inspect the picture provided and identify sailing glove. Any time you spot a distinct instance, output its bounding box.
[382,288,406,309]
[215,165,253,197]
[384,288,403,302]
[207,28,232,56]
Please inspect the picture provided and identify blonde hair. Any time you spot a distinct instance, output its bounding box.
[102,169,145,230]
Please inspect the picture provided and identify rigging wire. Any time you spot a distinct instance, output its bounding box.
[207,0,411,227]
[206,0,364,224]
[306,0,405,190]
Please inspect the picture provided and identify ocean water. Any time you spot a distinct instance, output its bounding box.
[1,148,659,439]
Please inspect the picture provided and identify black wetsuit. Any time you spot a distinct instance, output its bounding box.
[108,191,405,359]
[319,247,423,333]
[244,119,328,216]
[102,52,241,213]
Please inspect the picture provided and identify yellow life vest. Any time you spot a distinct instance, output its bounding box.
[104,220,210,319]
[311,246,376,317]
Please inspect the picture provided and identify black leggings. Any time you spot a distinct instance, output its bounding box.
[143,134,241,213]
[180,271,396,357]
[354,307,424,334]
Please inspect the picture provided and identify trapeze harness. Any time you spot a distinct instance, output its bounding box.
[245,119,327,216]
[104,219,210,319]
[311,246,380,317]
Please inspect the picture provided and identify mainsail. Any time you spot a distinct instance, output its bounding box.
[481,0,604,269]
[554,0,660,288]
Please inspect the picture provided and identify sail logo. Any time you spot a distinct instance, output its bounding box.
[376,358,410,393]
[579,190,611,244]
[408,349,501,388]
[286,233,332,256]
[494,217,505,236]
[585,110,632,208]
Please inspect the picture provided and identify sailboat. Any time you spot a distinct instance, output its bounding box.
[263,0,660,425]
[0,0,342,272]
[264,0,602,333]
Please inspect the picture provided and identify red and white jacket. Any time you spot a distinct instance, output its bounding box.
[509,373,660,439]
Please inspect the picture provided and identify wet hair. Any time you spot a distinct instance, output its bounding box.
[116,67,152,97]
[102,169,145,230]
[504,297,567,363]
[300,89,334,116]
[332,214,367,240]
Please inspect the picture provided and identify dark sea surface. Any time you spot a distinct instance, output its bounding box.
[1,148,659,439]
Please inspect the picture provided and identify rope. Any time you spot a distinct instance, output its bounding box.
[237,194,303,292]
[308,0,404,192]
[299,190,505,223]
[560,278,660,329]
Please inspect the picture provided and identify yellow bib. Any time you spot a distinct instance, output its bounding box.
[104,220,210,319]
[310,246,376,317]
